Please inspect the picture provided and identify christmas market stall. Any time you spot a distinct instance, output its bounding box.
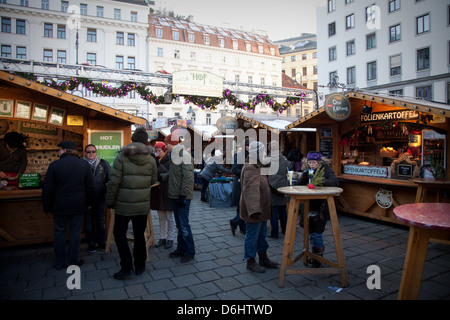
[286,91,450,224]
[0,71,146,247]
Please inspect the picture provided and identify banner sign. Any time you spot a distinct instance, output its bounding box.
[325,93,352,121]
[343,165,391,178]
[89,131,123,166]
[360,110,419,124]
[172,70,223,97]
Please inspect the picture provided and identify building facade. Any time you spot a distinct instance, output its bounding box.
[317,0,450,104]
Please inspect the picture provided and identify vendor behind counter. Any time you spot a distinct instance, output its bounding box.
[0,131,28,185]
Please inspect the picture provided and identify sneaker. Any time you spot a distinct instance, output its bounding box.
[164,240,173,249]
[154,239,166,248]
[181,255,194,263]
[88,245,97,253]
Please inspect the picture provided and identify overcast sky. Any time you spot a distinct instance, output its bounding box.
[156,0,326,41]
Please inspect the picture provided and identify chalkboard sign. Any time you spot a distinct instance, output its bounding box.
[397,164,412,177]
[320,139,333,159]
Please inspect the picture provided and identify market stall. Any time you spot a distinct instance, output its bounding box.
[286,91,450,224]
[0,71,146,247]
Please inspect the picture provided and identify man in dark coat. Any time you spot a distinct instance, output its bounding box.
[229,137,249,235]
[42,141,95,270]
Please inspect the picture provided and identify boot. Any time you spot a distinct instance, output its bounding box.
[258,252,278,268]
[246,258,265,273]
[310,245,325,268]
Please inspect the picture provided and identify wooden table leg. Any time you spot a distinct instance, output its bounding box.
[279,198,300,287]
[105,209,115,253]
[327,197,349,287]
[414,185,423,203]
[302,200,310,266]
[398,226,430,300]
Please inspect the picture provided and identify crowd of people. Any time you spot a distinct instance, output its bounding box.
[40,128,338,279]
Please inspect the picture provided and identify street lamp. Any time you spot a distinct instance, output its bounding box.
[187,105,195,123]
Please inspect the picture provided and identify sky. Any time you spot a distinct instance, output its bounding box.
[155,0,326,42]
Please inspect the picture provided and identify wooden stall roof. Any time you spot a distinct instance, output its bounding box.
[0,71,147,126]
[286,91,450,130]
[236,113,300,133]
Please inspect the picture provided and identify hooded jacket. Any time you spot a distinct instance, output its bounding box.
[165,143,194,200]
[106,142,158,216]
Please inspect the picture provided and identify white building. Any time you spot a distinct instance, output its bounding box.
[147,14,282,126]
[317,0,450,104]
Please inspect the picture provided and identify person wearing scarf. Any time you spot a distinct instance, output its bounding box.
[83,144,111,253]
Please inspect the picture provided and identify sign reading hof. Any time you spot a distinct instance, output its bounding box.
[172,70,223,98]
[216,116,238,133]
[325,93,352,121]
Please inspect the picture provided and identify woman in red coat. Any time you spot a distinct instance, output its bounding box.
[239,141,278,273]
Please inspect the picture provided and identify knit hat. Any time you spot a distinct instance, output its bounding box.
[248,141,265,157]
[57,141,76,150]
[154,141,166,152]
[307,151,322,161]
[164,133,179,146]
[131,127,148,144]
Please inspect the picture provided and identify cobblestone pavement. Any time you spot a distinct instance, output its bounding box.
[1,190,449,301]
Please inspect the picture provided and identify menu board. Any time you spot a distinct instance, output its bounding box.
[320,139,333,159]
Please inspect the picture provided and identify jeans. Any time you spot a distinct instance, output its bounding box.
[84,201,106,248]
[171,199,195,256]
[200,178,209,200]
[270,205,287,237]
[243,221,269,260]
[310,232,323,248]
[113,213,148,271]
[53,214,83,268]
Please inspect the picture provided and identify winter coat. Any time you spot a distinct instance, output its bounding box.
[239,163,272,223]
[106,142,158,216]
[84,158,110,204]
[296,159,339,233]
[163,144,194,200]
[42,152,95,216]
[150,153,171,211]
[0,139,28,174]
[199,156,231,182]
[268,153,289,206]
[231,148,248,207]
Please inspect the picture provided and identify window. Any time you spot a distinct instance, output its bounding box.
[235,74,240,82]
[389,89,403,97]
[57,50,66,63]
[417,47,430,70]
[291,69,296,78]
[57,25,66,39]
[366,33,376,50]
[291,55,296,62]
[329,71,337,85]
[127,33,135,46]
[87,53,96,65]
[416,86,432,101]
[417,14,430,34]
[313,65,318,75]
[44,23,53,37]
[261,77,265,85]
[157,47,163,57]
[131,12,137,22]
[87,29,96,42]
[328,22,336,37]
[367,61,377,80]
[246,43,251,52]
[302,54,307,60]
[156,28,162,38]
[389,0,400,12]
[366,4,377,22]
[16,20,26,34]
[16,46,26,59]
[389,24,401,42]
[188,33,194,42]
[233,41,238,50]
[270,48,275,56]
[116,32,124,45]
[346,40,355,56]
[248,75,253,84]
[347,66,356,84]
[127,57,135,69]
[329,46,337,61]
[303,67,307,76]
[96,6,104,18]
[204,36,209,45]
[390,54,402,76]
[328,0,336,13]
[218,38,224,47]
[174,49,180,59]
[80,4,87,15]
[1,18,11,33]
[345,0,354,4]
[116,56,124,69]
[114,9,121,20]
[206,113,211,125]
[1,45,11,57]
[20,0,29,6]
[258,45,263,54]
[43,49,52,62]
[41,0,49,10]
[173,31,179,41]
[346,14,355,30]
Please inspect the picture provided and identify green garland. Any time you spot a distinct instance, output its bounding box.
[14,72,306,114]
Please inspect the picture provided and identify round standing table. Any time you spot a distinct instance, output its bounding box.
[393,203,450,300]
[277,186,348,288]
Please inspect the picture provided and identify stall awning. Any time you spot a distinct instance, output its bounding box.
[236,113,301,133]
[0,71,147,125]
